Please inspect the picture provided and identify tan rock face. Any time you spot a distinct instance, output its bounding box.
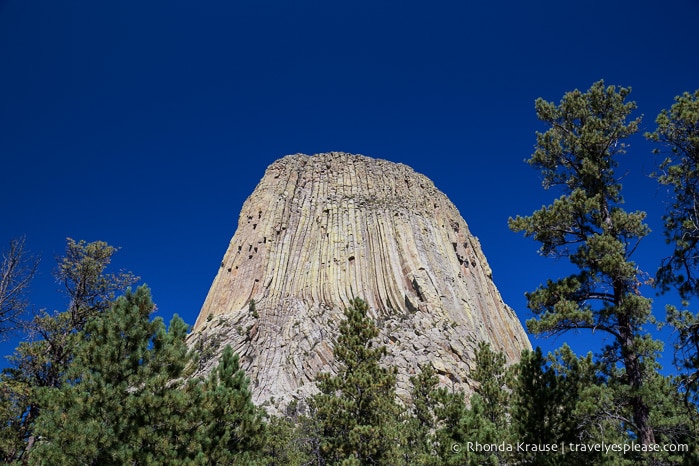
[190,152,530,412]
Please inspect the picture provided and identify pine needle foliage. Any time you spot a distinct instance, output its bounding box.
[1,239,138,462]
[310,297,400,465]
[648,90,699,408]
[28,286,265,465]
[509,80,661,445]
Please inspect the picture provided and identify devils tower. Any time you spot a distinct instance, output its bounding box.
[190,152,530,412]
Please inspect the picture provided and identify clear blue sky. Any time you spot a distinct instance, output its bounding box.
[1,0,698,371]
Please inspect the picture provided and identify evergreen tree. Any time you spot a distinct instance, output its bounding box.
[549,348,601,461]
[509,81,661,444]
[545,346,634,465]
[310,297,400,465]
[192,345,266,465]
[464,342,513,465]
[469,341,512,435]
[647,89,699,462]
[0,239,267,463]
[513,348,584,466]
[427,343,514,466]
[647,90,699,405]
[262,414,312,466]
[0,239,137,462]
[430,389,505,465]
[28,286,193,464]
[643,372,698,465]
[28,286,266,465]
[0,375,31,462]
[402,364,441,465]
[647,90,699,299]
[55,238,139,328]
[431,387,470,466]
[7,239,138,389]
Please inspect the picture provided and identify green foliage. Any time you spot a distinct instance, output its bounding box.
[192,345,266,465]
[414,342,514,466]
[400,362,513,466]
[469,341,513,431]
[261,407,322,466]
[431,387,471,465]
[0,377,31,462]
[28,286,266,465]
[261,415,304,465]
[647,90,699,408]
[509,80,661,445]
[249,299,259,319]
[310,297,400,465]
[0,239,267,464]
[9,239,139,389]
[0,239,138,463]
[545,345,612,445]
[647,90,699,298]
[402,364,441,465]
[644,373,699,465]
[29,286,190,464]
[56,238,139,328]
[461,342,514,465]
[667,305,699,406]
[513,347,590,465]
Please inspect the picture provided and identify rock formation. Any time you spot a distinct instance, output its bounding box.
[189,152,530,412]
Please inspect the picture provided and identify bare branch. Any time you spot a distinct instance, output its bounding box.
[0,237,39,339]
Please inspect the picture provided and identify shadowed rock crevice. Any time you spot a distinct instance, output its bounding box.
[189,152,531,412]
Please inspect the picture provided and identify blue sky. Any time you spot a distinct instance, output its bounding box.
[1,0,698,371]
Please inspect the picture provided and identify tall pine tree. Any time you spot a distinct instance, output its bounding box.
[310,297,399,465]
[509,80,661,445]
[647,90,699,404]
[647,90,699,462]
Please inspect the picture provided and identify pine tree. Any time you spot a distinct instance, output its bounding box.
[0,239,138,462]
[469,341,512,434]
[0,376,30,462]
[310,297,400,465]
[261,414,312,466]
[647,90,699,405]
[424,343,514,466]
[461,342,513,465]
[28,286,192,464]
[402,364,441,465]
[431,387,470,466]
[647,90,699,299]
[551,347,605,463]
[8,239,138,388]
[55,238,139,328]
[28,286,267,465]
[509,81,661,445]
[512,348,583,466]
[647,89,699,462]
[192,345,266,465]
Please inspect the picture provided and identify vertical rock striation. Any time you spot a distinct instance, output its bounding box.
[190,152,530,412]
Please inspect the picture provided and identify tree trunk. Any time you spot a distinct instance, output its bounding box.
[618,313,656,445]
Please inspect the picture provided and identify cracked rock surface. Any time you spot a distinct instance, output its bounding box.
[189,152,531,413]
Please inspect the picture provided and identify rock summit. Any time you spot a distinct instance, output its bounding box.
[190,152,530,412]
